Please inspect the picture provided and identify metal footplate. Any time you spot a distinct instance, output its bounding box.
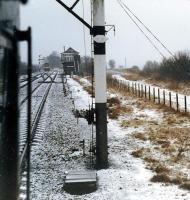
[63,171,97,195]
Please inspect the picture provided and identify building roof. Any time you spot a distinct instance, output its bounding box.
[63,47,79,54]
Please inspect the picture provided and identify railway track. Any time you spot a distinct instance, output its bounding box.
[20,73,42,89]
[19,72,53,107]
[19,72,57,168]
[18,72,58,199]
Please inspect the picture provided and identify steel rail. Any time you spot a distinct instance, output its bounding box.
[19,72,57,169]
[19,72,53,107]
[20,73,42,89]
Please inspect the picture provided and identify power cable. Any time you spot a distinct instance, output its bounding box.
[120,0,175,58]
[117,0,165,58]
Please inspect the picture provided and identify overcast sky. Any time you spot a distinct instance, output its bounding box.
[20,0,190,68]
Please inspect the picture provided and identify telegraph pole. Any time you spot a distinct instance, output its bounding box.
[93,0,108,169]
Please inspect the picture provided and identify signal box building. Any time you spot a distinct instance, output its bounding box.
[61,47,81,75]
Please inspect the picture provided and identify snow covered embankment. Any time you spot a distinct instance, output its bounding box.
[65,76,190,200]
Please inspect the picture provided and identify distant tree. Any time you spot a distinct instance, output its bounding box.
[131,65,140,72]
[47,51,61,68]
[109,59,116,69]
[80,56,93,76]
[141,51,190,81]
[142,60,159,76]
[159,52,190,81]
[20,62,39,75]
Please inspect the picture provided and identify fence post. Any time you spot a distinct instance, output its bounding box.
[138,84,140,97]
[176,93,179,112]
[132,82,134,94]
[158,89,160,104]
[128,82,130,92]
[141,84,143,98]
[145,85,147,99]
[153,88,155,103]
[149,86,151,101]
[184,96,187,113]
[169,92,172,109]
[163,90,165,105]
[135,83,137,96]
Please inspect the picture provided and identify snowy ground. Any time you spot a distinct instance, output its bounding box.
[30,75,190,199]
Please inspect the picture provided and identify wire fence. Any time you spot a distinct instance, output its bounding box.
[108,77,189,114]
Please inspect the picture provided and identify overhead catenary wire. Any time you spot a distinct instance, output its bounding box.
[117,0,165,58]
[120,0,175,58]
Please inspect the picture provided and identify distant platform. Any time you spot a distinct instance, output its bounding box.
[63,171,97,195]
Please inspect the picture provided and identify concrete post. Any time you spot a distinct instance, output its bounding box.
[93,0,108,169]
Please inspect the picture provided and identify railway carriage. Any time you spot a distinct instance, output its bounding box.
[42,57,51,72]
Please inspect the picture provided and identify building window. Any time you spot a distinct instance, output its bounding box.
[62,54,74,62]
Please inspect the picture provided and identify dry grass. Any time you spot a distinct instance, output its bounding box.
[73,76,94,96]
[134,132,147,141]
[143,156,158,164]
[83,85,93,96]
[131,148,144,158]
[150,173,171,183]
[165,115,178,124]
[122,72,143,81]
[107,97,133,119]
[167,81,180,91]
[180,182,190,190]
[154,164,170,174]
[108,106,121,119]
[121,118,145,128]
[170,176,183,185]
[107,97,121,107]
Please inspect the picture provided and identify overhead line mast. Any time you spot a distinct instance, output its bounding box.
[93,0,108,169]
[55,0,108,169]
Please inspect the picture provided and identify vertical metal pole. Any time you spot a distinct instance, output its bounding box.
[27,27,32,200]
[93,0,108,169]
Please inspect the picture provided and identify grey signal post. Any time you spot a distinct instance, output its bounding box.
[55,0,108,169]
[93,0,108,169]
